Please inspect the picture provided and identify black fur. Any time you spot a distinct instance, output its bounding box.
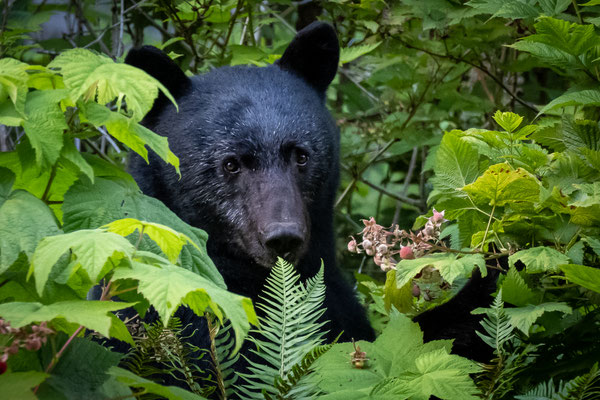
[126,22,374,352]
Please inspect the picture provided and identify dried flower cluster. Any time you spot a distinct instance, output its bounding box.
[0,318,54,363]
[348,209,448,272]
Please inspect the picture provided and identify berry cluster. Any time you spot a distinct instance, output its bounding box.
[0,318,54,363]
[348,209,448,272]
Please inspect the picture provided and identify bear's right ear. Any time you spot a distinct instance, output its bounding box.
[277,22,339,94]
[125,46,190,111]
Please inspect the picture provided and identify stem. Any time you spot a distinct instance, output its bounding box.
[206,313,227,399]
[572,0,584,25]
[480,204,496,251]
[41,164,57,203]
[134,226,145,251]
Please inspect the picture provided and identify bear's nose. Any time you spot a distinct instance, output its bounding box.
[263,222,305,258]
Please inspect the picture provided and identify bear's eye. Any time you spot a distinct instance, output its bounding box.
[223,158,241,174]
[295,150,309,167]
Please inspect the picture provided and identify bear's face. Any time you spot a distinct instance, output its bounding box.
[126,22,340,269]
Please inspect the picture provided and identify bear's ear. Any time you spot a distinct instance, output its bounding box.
[277,22,339,94]
[125,45,190,105]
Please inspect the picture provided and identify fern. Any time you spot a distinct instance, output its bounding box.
[475,289,514,356]
[561,363,600,400]
[474,290,533,399]
[121,317,209,396]
[238,258,328,399]
[205,314,240,399]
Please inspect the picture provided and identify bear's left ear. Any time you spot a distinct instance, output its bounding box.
[277,21,339,94]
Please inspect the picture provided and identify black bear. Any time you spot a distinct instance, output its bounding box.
[124,22,374,349]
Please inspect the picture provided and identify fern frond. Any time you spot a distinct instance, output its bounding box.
[476,289,514,356]
[561,363,600,400]
[205,314,240,399]
[515,378,561,399]
[239,258,328,399]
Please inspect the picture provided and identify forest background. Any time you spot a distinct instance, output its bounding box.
[0,0,599,399]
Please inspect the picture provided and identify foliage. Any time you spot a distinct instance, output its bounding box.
[312,312,481,399]
[1,0,600,398]
[239,258,328,399]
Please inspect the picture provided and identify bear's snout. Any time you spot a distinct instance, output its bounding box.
[262,222,305,260]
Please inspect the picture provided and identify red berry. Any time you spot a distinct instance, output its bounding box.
[0,361,7,374]
[400,245,415,259]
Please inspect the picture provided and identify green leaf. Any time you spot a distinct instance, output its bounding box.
[504,302,572,334]
[396,253,486,287]
[59,138,94,182]
[560,264,600,293]
[462,163,540,206]
[83,101,179,174]
[511,40,579,69]
[0,167,60,271]
[32,229,135,295]
[340,42,381,64]
[539,88,600,116]
[492,111,523,133]
[383,270,414,313]
[430,133,480,199]
[522,17,600,56]
[509,246,570,273]
[0,371,49,400]
[501,266,538,307]
[103,218,200,263]
[43,337,123,399]
[22,89,69,168]
[49,48,176,122]
[395,349,481,400]
[0,300,135,337]
[108,367,206,400]
[112,253,256,353]
[62,177,223,286]
[0,58,29,117]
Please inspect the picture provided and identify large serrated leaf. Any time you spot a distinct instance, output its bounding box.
[396,253,486,287]
[0,300,135,337]
[504,302,572,334]
[340,42,381,65]
[32,229,135,295]
[539,88,600,116]
[112,253,256,353]
[522,17,600,57]
[62,177,224,287]
[509,246,570,273]
[430,133,481,199]
[0,371,49,400]
[560,263,600,293]
[49,48,176,122]
[462,163,540,206]
[501,267,538,307]
[0,167,60,272]
[0,58,29,117]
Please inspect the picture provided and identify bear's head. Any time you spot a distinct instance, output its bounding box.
[126,22,340,271]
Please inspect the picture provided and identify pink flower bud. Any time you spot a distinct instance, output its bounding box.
[365,248,375,256]
[432,208,446,223]
[411,284,421,297]
[400,245,415,260]
[362,239,373,250]
[348,238,358,253]
[376,244,388,255]
[24,337,42,351]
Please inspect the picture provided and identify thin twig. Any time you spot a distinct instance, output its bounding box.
[392,146,419,225]
[358,177,421,207]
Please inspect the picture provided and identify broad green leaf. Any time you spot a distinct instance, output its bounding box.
[0,371,49,400]
[22,89,69,168]
[43,337,124,399]
[569,182,600,207]
[62,177,224,286]
[539,88,600,116]
[562,117,600,153]
[462,163,540,206]
[59,138,94,182]
[522,17,600,56]
[83,102,179,174]
[584,236,600,256]
[0,300,135,337]
[504,302,572,334]
[32,229,135,295]
[430,133,480,199]
[0,58,29,117]
[383,270,413,313]
[509,41,578,69]
[49,48,176,122]
[501,266,538,307]
[0,167,60,271]
[492,111,522,133]
[112,253,256,353]
[396,253,486,288]
[509,246,570,273]
[560,264,600,293]
[104,218,200,263]
[340,42,381,65]
[394,349,481,400]
[108,367,206,400]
